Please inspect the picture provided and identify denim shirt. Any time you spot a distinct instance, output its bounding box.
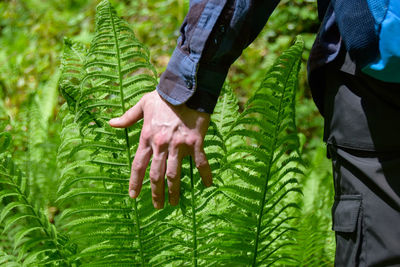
[157,0,338,114]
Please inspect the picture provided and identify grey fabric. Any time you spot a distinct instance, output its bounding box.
[323,44,400,266]
[332,195,362,233]
[322,45,400,152]
[329,145,400,266]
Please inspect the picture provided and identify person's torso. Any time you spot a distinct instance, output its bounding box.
[308,0,400,152]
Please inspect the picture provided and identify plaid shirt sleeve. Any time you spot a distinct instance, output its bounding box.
[156,0,281,113]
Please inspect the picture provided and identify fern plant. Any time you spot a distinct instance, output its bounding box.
[148,37,304,266]
[0,135,75,266]
[25,75,61,207]
[283,144,335,266]
[56,1,171,265]
[0,1,311,266]
[203,37,305,266]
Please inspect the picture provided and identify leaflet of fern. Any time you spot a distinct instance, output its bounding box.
[59,37,86,115]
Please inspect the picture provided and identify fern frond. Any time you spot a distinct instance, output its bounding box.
[280,145,335,266]
[205,36,305,266]
[24,87,61,206]
[212,84,240,138]
[0,250,21,267]
[0,156,75,265]
[60,37,86,114]
[55,1,175,266]
[77,0,156,128]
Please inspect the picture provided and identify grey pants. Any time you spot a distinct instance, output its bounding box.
[320,48,400,266]
[329,146,400,266]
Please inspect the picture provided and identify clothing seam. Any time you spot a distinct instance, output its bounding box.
[335,194,362,201]
[361,200,366,266]
[326,141,400,153]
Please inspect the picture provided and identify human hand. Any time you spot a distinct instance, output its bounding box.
[109,90,212,209]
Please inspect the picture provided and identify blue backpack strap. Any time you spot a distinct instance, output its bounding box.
[331,0,379,66]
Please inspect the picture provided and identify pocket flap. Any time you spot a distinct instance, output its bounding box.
[332,195,362,233]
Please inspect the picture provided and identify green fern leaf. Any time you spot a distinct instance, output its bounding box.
[206,36,305,266]
[0,156,75,265]
[55,1,175,266]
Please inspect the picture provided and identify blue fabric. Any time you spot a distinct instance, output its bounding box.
[332,0,400,83]
[157,0,281,113]
[366,0,389,30]
[157,0,399,113]
[157,0,228,112]
[157,0,345,113]
[157,0,343,113]
[363,0,400,83]
[331,0,379,66]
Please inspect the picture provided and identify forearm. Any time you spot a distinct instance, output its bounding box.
[157,0,281,113]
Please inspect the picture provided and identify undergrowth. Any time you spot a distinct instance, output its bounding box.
[0,1,334,266]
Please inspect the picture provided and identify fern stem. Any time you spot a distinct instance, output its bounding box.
[189,156,198,267]
[252,152,274,267]
[108,4,145,266]
[251,59,298,267]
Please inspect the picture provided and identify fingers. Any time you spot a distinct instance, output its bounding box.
[193,144,212,187]
[129,141,152,199]
[129,135,211,208]
[149,147,168,209]
[110,91,213,208]
[166,151,183,206]
[109,100,143,128]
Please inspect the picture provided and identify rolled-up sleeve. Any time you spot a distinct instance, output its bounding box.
[157,0,281,113]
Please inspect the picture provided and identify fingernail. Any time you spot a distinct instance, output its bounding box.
[109,118,119,125]
[129,189,136,198]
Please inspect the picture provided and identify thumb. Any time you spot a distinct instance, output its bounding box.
[109,99,144,128]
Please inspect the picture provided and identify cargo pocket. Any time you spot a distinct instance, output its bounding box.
[332,195,363,267]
